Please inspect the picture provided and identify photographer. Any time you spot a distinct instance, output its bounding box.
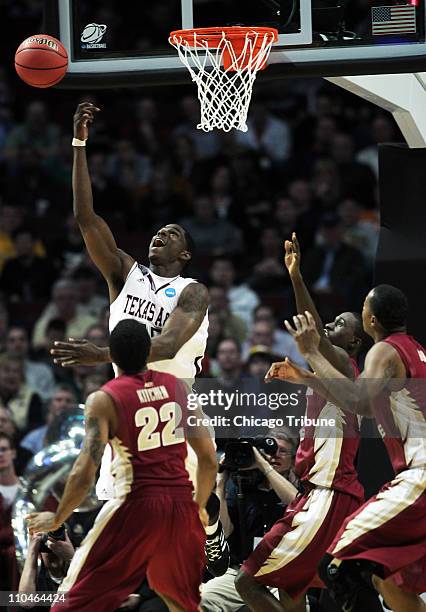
[201,428,299,611]
[18,527,74,608]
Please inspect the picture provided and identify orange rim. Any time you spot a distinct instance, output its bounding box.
[169,26,278,48]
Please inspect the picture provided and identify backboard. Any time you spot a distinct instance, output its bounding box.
[43,0,426,88]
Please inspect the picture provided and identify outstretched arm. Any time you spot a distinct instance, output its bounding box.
[285,233,353,377]
[73,102,134,300]
[27,391,114,532]
[285,312,402,417]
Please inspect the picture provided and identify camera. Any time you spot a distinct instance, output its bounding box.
[223,437,278,472]
[39,524,67,553]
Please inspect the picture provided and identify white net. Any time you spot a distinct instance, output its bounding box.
[169,29,276,133]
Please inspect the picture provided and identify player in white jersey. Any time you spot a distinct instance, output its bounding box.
[51,102,228,577]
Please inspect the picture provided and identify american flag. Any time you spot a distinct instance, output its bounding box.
[371,5,416,35]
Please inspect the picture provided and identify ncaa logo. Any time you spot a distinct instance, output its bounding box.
[165,288,176,298]
[81,23,107,45]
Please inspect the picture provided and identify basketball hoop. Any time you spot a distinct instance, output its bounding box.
[169,26,278,133]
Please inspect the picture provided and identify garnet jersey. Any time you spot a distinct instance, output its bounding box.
[100,369,192,498]
[295,358,364,500]
[109,263,209,383]
[377,333,426,474]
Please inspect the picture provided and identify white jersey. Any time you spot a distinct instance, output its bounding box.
[109,262,209,383]
[97,262,209,500]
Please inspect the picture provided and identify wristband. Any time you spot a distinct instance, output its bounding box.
[72,137,87,147]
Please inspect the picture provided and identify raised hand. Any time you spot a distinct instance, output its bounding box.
[265,357,311,384]
[73,101,100,141]
[284,232,301,278]
[284,311,321,356]
[50,338,109,367]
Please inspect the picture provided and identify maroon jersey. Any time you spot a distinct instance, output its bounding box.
[101,370,192,497]
[295,359,364,500]
[377,333,426,474]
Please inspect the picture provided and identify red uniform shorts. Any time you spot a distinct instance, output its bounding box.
[329,467,426,593]
[242,486,361,600]
[52,488,206,612]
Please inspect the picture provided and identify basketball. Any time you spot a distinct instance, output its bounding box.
[15,34,68,88]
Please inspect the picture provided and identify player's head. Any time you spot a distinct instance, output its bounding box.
[109,320,151,375]
[363,284,408,338]
[324,312,364,357]
[148,224,194,270]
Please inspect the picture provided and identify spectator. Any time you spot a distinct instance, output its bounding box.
[0,403,31,475]
[302,212,368,319]
[85,323,109,347]
[311,157,341,209]
[357,114,399,178]
[180,196,243,257]
[330,132,376,206]
[20,385,78,456]
[209,165,240,224]
[337,198,379,266]
[173,95,220,159]
[253,304,307,365]
[0,203,24,272]
[248,226,287,294]
[208,286,247,346]
[4,100,61,165]
[236,102,291,163]
[214,338,245,389]
[242,319,306,367]
[0,405,15,439]
[0,225,56,303]
[107,139,152,196]
[140,161,186,229]
[32,279,98,349]
[287,179,320,249]
[209,258,259,328]
[201,428,299,611]
[0,432,21,594]
[72,266,108,318]
[6,326,55,401]
[52,214,86,273]
[134,97,161,157]
[245,345,276,381]
[81,375,107,402]
[0,355,43,435]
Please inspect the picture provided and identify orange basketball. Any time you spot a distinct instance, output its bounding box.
[15,34,68,88]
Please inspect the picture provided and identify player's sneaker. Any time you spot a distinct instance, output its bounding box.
[205,523,230,577]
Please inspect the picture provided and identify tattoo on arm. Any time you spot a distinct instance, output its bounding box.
[82,416,105,466]
[178,283,209,315]
[384,360,396,380]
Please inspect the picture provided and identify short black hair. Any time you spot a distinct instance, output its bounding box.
[109,319,151,375]
[369,284,408,331]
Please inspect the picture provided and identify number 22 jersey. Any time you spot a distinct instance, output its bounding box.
[100,369,192,498]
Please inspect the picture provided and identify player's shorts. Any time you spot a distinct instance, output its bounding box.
[52,487,206,612]
[242,485,361,600]
[329,467,426,594]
